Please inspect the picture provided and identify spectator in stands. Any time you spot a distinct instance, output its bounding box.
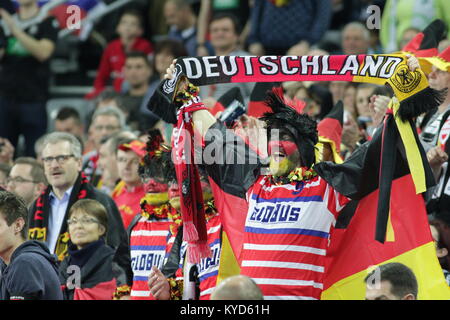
[97,131,137,196]
[59,199,130,300]
[85,9,153,99]
[121,52,159,132]
[164,0,200,57]
[152,39,188,143]
[210,275,264,300]
[153,39,187,82]
[27,132,132,288]
[329,82,348,106]
[0,137,14,166]
[343,83,358,119]
[0,0,59,157]
[248,0,332,56]
[355,84,377,135]
[0,163,11,190]
[199,13,254,103]
[341,22,371,55]
[196,0,250,56]
[429,219,450,285]
[83,106,125,185]
[6,157,47,208]
[34,134,47,164]
[112,139,146,230]
[54,107,85,144]
[0,191,63,300]
[399,27,421,50]
[419,48,450,151]
[365,262,418,300]
[381,0,450,53]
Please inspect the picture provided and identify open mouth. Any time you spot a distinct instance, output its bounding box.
[271,151,286,162]
[51,172,63,178]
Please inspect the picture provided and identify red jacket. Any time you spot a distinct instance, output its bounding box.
[86,38,153,99]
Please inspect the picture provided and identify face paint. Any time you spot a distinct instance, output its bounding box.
[168,182,180,199]
[268,140,298,157]
[146,192,169,205]
[144,178,168,194]
[269,156,296,176]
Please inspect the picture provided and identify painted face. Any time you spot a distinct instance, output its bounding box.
[67,211,105,250]
[200,178,213,201]
[140,174,169,206]
[268,129,301,176]
[168,181,181,211]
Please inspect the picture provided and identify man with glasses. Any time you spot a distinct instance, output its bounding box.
[6,157,47,208]
[83,106,125,186]
[28,132,132,290]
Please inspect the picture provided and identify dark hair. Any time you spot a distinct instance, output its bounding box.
[126,51,151,68]
[154,38,188,59]
[68,199,108,236]
[373,85,394,98]
[0,190,29,239]
[364,262,418,299]
[260,89,318,168]
[119,8,144,28]
[430,219,450,271]
[14,157,47,185]
[56,107,81,124]
[210,12,242,35]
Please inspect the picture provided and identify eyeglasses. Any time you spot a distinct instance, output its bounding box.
[94,125,120,131]
[6,176,37,185]
[42,154,75,165]
[67,216,100,227]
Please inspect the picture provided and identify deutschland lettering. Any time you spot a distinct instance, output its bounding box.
[180,55,403,80]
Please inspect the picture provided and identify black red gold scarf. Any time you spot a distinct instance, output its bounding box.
[28,172,94,261]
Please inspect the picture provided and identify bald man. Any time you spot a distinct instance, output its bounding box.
[210,275,263,300]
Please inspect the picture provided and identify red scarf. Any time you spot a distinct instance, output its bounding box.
[172,88,211,264]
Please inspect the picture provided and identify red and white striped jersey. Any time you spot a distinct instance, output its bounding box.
[197,214,222,300]
[240,175,349,300]
[170,213,222,300]
[130,217,175,300]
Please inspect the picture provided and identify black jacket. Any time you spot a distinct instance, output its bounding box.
[59,240,126,300]
[0,240,63,300]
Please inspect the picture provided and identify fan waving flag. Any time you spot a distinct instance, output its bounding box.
[148,52,448,298]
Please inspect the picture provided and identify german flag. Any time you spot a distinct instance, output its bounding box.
[247,82,281,117]
[321,174,450,299]
[316,99,450,299]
